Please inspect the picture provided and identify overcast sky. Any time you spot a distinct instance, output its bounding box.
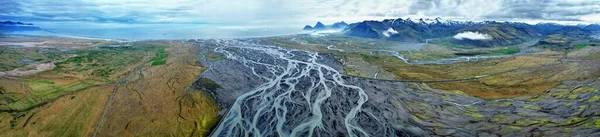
[1,0,600,25]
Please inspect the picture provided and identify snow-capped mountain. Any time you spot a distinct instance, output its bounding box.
[341,18,600,47]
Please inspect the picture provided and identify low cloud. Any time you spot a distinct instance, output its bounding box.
[382,28,399,37]
[453,31,493,40]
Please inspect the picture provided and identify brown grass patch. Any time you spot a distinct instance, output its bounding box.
[0,86,113,136]
[347,52,600,99]
[94,41,219,137]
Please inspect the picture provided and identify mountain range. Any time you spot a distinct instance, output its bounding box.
[303,21,348,31]
[338,18,600,47]
[537,26,593,50]
[1,21,34,26]
[0,21,41,33]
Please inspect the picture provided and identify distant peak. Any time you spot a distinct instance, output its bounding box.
[303,25,313,30]
[303,21,347,30]
[1,21,34,26]
[314,22,327,29]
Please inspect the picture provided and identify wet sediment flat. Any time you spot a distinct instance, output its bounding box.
[196,39,600,136]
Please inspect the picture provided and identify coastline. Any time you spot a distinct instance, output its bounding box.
[2,26,334,42]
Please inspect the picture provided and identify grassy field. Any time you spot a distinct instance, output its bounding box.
[0,40,220,137]
[586,51,600,59]
[0,85,113,137]
[54,47,147,79]
[441,41,474,50]
[1,45,154,112]
[343,50,600,99]
[575,43,590,49]
[0,47,51,71]
[206,52,226,61]
[360,53,381,61]
[148,48,169,66]
[4,78,101,111]
[94,41,219,136]
[262,35,600,99]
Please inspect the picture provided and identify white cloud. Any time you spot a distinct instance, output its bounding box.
[1,0,599,25]
[580,13,600,23]
[382,28,399,37]
[453,31,493,40]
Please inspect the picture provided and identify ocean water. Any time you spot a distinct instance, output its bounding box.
[6,22,307,41]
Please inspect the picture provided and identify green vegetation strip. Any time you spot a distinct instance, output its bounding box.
[151,60,167,66]
[3,79,99,112]
[442,42,474,50]
[360,53,380,61]
[54,49,144,78]
[575,43,589,49]
[149,48,169,66]
[206,53,226,61]
[490,48,521,54]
